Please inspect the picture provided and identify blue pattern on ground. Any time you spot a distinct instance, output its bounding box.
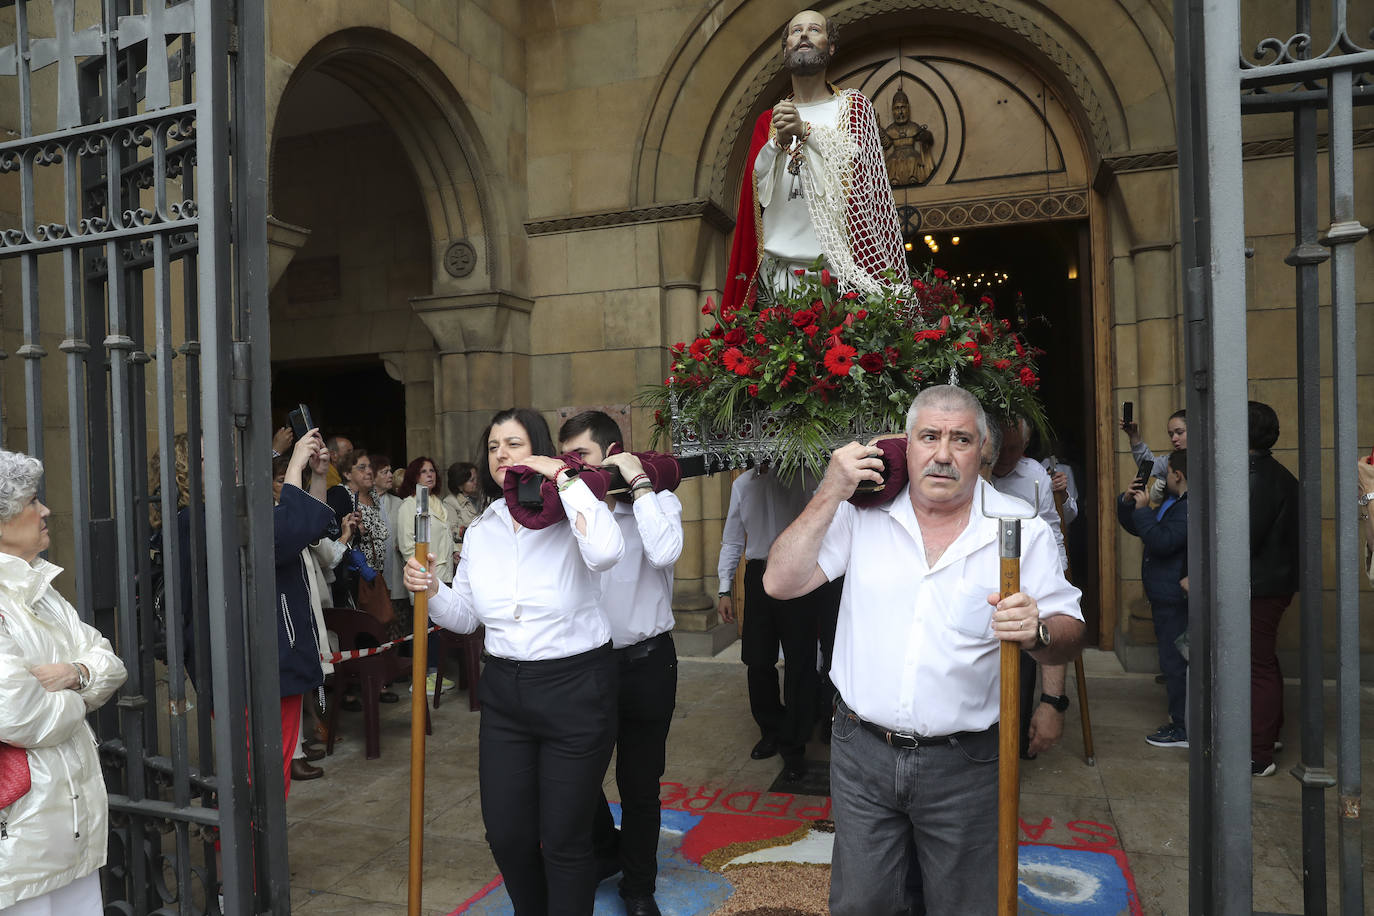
[459,806,734,915]
[1017,843,1135,915]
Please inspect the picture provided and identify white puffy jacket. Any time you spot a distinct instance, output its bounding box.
[0,552,127,909]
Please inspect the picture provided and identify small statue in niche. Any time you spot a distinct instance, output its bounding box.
[880,88,936,186]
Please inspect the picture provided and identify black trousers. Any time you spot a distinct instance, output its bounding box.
[478,644,618,916]
[592,632,678,897]
[742,560,842,762]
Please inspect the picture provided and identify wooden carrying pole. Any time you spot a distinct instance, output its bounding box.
[407,486,431,916]
[996,515,1023,916]
[1050,484,1096,765]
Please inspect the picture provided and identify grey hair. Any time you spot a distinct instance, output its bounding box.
[0,450,43,523]
[904,385,989,445]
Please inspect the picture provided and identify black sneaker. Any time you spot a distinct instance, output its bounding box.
[1145,724,1188,748]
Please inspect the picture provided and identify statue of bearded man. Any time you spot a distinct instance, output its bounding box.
[723,10,909,309]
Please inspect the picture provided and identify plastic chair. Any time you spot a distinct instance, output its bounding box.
[324,607,431,759]
[433,626,483,711]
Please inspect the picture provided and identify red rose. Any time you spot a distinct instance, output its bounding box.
[823,343,857,376]
[688,338,711,361]
[804,324,820,338]
[1019,367,1039,388]
[701,297,714,315]
[747,384,759,396]
[858,352,885,373]
[980,295,993,305]
[933,268,948,279]
[793,268,806,277]
[671,342,685,354]
[994,359,1012,370]
[972,352,983,368]
[1014,337,1026,357]
[885,346,900,364]
[709,324,724,339]
[754,334,767,345]
[724,328,746,345]
[843,291,860,301]
[820,268,833,287]
[939,315,951,331]
[792,309,815,328]
[913,279,926,291]
[855,309,868,319]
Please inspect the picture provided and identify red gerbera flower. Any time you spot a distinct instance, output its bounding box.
[721,347,746,373]
[913,329,945,342]
[823,343,857,376]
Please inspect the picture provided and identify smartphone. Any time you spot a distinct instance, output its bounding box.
[1132,458,1153,488]
[288,403,315,441]
[1122,401,1134,424]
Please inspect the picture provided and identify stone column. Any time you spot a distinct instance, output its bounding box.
[411,290,533,466]
[656,217,735,656]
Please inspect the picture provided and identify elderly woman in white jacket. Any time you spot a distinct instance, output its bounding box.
[0,450,127,915]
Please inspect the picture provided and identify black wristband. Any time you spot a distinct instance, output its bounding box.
[1040,692,1069,712]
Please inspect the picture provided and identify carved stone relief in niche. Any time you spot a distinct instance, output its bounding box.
[833,39,1084,197]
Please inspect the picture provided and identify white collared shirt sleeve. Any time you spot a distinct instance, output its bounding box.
[559,477,624,572]
[816,499,857,582]
[1021,517,1083,623]
[634,490,683,569]
[1031,468,1069,573]
[427,560,480,636]
[717,477,747,586]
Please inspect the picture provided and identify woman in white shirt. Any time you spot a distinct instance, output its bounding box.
[404,408,623,916]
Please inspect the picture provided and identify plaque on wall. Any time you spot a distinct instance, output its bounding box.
[286,256,341,303]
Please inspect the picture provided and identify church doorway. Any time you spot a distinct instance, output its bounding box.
[271,356,408,470]
[912,220,1100,638]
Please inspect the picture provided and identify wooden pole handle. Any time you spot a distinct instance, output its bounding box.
[998,554,1021,916]
[407,541,430,916]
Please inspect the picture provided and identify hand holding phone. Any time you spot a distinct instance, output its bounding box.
[1122,401,1134,424]
[288,403,316,442]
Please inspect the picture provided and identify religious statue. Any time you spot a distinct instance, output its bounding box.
[723,10,908,309]
[880,89,937,187]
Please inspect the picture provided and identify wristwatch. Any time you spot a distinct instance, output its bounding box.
[1360,492,1374,520]
[718,590,732,598]
[1031,620,1051,650]
[1040,692,1069,712]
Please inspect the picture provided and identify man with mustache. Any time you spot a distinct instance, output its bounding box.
[722,9,908,309]
[763,385,1085,915]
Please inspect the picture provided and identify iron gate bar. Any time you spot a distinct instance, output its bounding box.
[1323,64,1367,916]
[1285,5,1332,912]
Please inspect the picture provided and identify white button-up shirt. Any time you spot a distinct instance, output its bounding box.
[427,478,624,661]
[717,469,810,586]
[601,491,683,648]
[817,478,1082,736]
[992,457,1068,571]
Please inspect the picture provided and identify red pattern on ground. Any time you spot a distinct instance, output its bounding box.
[678,812,807,866]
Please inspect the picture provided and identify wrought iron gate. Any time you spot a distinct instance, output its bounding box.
[0,1,281,913]
[1176,1,1368,914]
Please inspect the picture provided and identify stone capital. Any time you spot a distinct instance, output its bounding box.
[410,289,534,353]
[266,216,311,292]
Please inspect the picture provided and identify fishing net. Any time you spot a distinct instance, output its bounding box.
[799,89,910,295]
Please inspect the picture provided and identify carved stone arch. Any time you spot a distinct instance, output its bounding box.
[631,0,1145,210]
[268,28,507,293]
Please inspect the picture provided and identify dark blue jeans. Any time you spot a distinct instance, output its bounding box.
[1151,600,1189,728]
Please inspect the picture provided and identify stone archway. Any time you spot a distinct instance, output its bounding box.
[268,29,531,464]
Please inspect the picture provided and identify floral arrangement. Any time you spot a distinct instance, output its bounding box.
[643,262,1049,479]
